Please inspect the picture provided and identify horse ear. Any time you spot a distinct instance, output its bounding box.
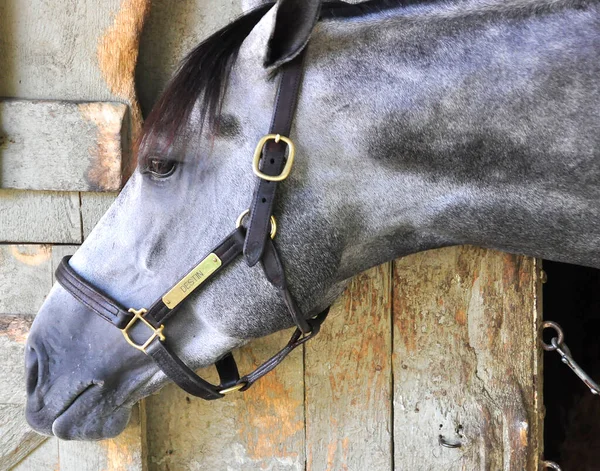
[264,0,322,69]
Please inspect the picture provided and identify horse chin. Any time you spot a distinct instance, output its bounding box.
[49,387,132,441]
[51,405,131,441]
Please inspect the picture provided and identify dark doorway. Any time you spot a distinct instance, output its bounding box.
[543,261,600,469]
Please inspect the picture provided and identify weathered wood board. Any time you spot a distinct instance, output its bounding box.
[0,191,116,244]
[0,315,34,405]
[305,264,393,471]
[0,245,53,317]
[0,190,81,244]
[145,329,305,471]
[393,246,543,470]
[12,438,59,471]
[145,247,541,470]
[0,404,49,471]
[0,100,130,192]
[0,0,149,133]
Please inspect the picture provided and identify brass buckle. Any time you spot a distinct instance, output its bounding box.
[219,382,246,395]
[121,308,166,353]
[252,134,295,182]
[236,209,276,239]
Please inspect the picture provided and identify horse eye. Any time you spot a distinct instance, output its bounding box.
[146,158,177,178]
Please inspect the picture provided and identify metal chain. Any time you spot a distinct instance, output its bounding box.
[539,319,600,471]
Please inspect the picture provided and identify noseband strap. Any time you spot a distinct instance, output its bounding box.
[55,51,330,400]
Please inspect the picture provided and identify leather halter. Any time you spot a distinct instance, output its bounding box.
[55,51,329,400]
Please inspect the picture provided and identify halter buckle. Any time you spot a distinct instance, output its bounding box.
[252,134,295,182]
[121,308,166,353]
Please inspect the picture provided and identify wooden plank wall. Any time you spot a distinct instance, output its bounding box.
[0,0,150,469]
[145,248,543,470]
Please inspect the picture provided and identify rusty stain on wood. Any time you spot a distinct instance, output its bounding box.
[0,316,33,344]
[98,0,151,146]
[9,245,51,266]
[79,103,127,191]
[100,405,146,471]
[305,264,393,471]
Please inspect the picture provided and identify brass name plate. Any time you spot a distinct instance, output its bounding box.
[162,253,222,309]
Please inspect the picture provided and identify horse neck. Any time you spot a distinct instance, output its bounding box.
[298,0,600,275]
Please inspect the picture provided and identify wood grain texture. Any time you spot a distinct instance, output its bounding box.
[11,437,60,471]
[392,246,543,470]
[0,100,129,192]
[0,405,48,471]
[146,330,305,471]
[305,264,393,471]
[0,245,53,316]
[11,438,59,471]
[0,0,149,179]
[0,315,33,405]
[59,405,146,471]
[0,190,81,244]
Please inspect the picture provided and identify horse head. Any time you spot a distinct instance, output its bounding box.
[25,0,600,440]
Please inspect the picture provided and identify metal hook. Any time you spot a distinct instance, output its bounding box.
[438,435,462,449]
[541,321,600,396]
[540,460,562,470]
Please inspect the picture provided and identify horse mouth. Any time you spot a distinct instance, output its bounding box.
[50,382,109,439]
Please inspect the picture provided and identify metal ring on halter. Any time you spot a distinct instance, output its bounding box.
[541,321,565,351]
[236,209,277,239]
[541,460,562,470]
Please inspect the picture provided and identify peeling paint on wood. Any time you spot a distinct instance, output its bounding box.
[98,0,151,154]
[392,246,543,470]
[305,264,393,471]
[0,190,81,244]
[0,315,33,345]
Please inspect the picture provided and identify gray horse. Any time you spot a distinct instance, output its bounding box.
[25,0,600,440]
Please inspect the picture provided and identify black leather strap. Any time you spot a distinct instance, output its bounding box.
[261,239,311,333]
[240,307,329,389]
[55,257,133,329]
[243,52,305,267]
[143,228,245,328]
[146,307,329,399]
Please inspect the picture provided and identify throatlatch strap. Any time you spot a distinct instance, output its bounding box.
[243,53,305,267]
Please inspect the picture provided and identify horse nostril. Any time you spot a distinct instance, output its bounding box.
[25,345,40,395]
